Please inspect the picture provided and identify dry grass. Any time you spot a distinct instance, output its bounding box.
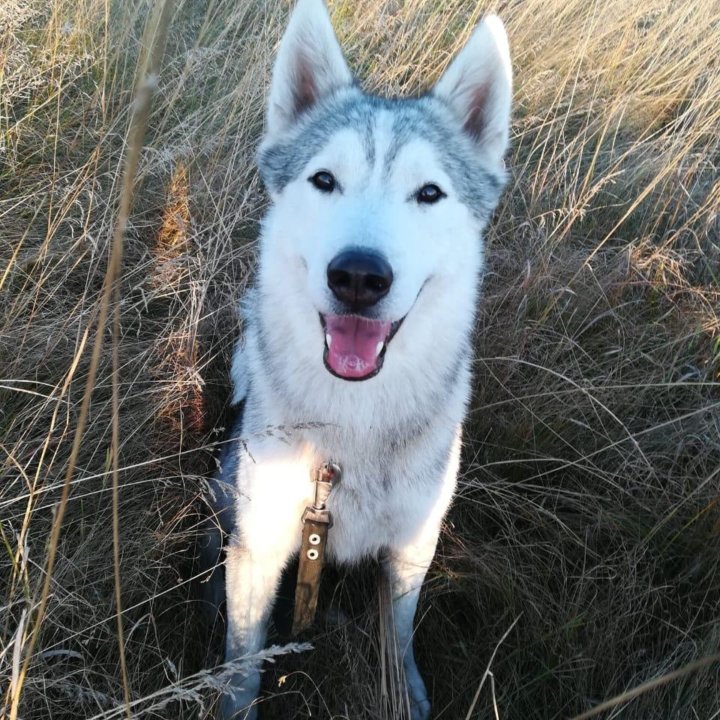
[1,0,719,718]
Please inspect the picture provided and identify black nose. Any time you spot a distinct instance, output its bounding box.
[327,250,393,310]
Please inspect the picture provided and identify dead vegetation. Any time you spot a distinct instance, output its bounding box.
[1,0,719,718]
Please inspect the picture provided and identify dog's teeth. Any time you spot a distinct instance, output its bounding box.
[326,333,332,348]
[375,341,384,357]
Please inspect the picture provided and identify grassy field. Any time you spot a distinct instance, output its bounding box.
[1,0,719,718]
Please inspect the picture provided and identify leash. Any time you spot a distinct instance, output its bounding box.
[292,461,341,635]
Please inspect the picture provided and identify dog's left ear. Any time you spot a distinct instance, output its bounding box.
[433,16,512,169]
[265,0,353,142]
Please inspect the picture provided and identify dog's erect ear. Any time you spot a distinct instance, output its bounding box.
[265,0,352,141]
[433,16,512,168]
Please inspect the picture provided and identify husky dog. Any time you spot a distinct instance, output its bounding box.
[203,0,512,717]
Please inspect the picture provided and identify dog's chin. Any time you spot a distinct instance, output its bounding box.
[320,314,403,381]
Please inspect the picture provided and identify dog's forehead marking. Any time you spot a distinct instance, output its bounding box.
[369,110,396,185]
[258,90,505,219]
[363,108,376,169]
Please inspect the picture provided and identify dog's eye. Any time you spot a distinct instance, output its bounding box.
[415,183,446,204]
[309,171,336,193]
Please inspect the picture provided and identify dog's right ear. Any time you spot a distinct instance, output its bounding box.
[433,16,512,170]
[265,0,353,142]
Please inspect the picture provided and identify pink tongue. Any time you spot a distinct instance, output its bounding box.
[324,314,391,379]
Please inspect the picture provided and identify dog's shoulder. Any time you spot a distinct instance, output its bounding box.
[230,289,261,404]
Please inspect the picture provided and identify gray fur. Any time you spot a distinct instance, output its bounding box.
[259,90,505,221]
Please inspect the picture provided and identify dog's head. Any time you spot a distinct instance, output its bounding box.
[257,0,512,382]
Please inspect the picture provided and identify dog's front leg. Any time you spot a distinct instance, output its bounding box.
[384,531,440,720]
[218,540,291,720]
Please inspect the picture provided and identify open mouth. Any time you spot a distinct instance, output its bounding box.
[320,314,403,381]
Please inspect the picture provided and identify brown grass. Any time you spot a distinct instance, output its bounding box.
[1,0,719,718]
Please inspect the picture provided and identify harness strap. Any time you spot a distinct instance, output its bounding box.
[292,462,340,635]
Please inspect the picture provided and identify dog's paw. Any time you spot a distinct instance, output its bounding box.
[410,697,431,720]
[405,668,431,720]
[217,693,258,720]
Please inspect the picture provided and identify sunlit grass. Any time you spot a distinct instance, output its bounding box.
[1,0,719,718]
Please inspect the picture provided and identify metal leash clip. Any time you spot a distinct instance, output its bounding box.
[292,461,341,635]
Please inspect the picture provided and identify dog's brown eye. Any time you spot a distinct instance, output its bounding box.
[310,171,336,193]
[416,183,446,204]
